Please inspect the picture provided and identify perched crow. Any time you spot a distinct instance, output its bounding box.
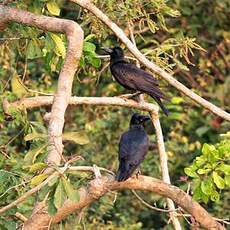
[102,47,169,115]
[116,113,150,182]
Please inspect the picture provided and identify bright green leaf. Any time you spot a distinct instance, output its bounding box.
[210,190,220,203]
[184,167,198,178]
[202,143,216,155]
[83,41,96,52]
[212,172,225,189]
[201,178,213,195]
[197,168,210,175]
[224,175,230,186]
[29,162,47,173]
[217,164,230,175]
[171,97,184,104]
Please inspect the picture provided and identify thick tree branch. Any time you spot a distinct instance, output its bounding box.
[5,96,159,113]
[23,175,225,230]
[0,5,84,165]
[71,0,230,122]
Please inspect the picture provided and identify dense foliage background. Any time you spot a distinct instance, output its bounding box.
[0,0,229,229]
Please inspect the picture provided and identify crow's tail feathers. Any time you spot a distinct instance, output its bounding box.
[116,161,133,182]
[151,95,169,116]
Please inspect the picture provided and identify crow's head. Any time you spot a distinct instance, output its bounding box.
[102,46,124,59]
[130,113,150,127]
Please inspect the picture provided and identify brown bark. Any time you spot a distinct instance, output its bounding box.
[23,175,225,230]
[0,5,84,165]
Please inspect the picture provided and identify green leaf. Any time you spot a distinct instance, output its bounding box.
[11,73,27,98]
[48,197,57,215]
[62,177,80,202]
[84,34,96,42]
[171,97,184,104]
[46,1,60,16]
[184,167,198,178]
[29,162,47,173]
[54,179,66,209]
[197,168,211,175]
[26,40,42,59]
[48,175,59,187]
[224,175,230,186]
[196,126,210,137]
[212,172,225,189]
[83,41,96,53]
[89,57,101,68]
[24,143,47,165]
[210,190,220,203]
[202,143,216,155]
[50,33,66,58]
[63,131,89,145]
[201,178,213,195]
[217,164,230,175]
[24,133,48,141]
[30,173,49,187]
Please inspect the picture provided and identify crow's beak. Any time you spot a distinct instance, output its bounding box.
[101,47,113,54]
[140,115,150,123]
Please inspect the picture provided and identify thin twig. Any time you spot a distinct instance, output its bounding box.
[132,189,178,213]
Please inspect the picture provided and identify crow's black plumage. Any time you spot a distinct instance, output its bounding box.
[103,47,169,115]
[116,113,150,182]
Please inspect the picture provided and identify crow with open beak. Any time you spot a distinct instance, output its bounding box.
[102,46,169,116]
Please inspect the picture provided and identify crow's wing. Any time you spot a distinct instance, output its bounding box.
[116,129,149,181]
[111,62,166,99]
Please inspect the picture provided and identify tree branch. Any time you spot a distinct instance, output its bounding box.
[70,0,230,122]
[150,112,182,230]
[23,175,225,230]
[5,96,159,113]
[0,5,84,165]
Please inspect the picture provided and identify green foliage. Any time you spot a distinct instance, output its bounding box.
[185,137,230,203]
[0,0,229,229]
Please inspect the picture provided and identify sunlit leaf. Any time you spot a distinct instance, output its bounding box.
[29,162,47,173]
[30,173,49,186]
[201,178,213,195]
[212,172,225,189]
[47,1,60,16]
[50,33,66,58]
[11,73,27,98]
[184,167,198,178]
[63,131,89,145]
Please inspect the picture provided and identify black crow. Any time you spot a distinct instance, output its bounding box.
[102,47,169,115]
[116,113,150,182]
